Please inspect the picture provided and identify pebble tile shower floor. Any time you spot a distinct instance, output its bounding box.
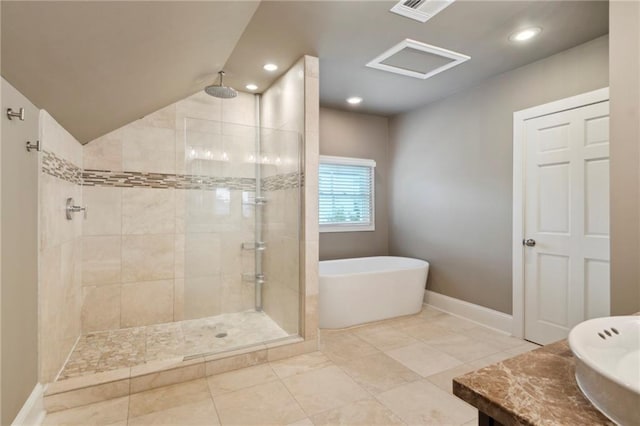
[58,311,288,380]
[45,307,540,425]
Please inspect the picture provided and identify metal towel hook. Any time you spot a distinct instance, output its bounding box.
[6,108,25,121]
[26,141,40,152]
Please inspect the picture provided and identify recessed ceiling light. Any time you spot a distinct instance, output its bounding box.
[263,63,278,71]
[246,84,258,91]
[346,97,363,105]
[509,27,542,42]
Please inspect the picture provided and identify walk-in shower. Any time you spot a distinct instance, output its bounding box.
[56,92,302,380]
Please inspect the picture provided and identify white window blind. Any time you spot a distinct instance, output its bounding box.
[319,155,376,232]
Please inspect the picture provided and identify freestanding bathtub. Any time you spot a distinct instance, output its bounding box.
[319,256,429,329]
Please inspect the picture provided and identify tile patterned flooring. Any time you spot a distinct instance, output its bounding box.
[45,307,540,425]
[59,311,289,380]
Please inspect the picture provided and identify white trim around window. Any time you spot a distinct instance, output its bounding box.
[319,155,376,233]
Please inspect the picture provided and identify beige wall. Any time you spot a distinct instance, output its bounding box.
[389,36,609,314]
[82,91,257,332]
[319,108,389,260]
[39,111,84,383]
[302,56,320,342]
[610,1,640,314]
[1,78,39,424]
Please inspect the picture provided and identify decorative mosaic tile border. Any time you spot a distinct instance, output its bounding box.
[82,169,257,191]
[262,172,302,191]
[41,150,303,191]
[83,170,303,191]
[42,150,82,185]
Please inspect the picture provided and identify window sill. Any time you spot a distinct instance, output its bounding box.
[320,225,375,233]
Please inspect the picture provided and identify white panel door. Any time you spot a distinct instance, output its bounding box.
[524,101,610,345]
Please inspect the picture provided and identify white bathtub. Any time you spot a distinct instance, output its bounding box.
[319,256,429,329]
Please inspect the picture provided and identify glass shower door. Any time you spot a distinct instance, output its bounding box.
[181,118,301,357]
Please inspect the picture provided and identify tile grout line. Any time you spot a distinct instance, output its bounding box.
[278,372,319,422]
[204,377,224,426]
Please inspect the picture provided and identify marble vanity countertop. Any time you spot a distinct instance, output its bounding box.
[453,340,615,425]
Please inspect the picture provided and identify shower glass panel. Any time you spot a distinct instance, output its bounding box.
[182,118,301,358]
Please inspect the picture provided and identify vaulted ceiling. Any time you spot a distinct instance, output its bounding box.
[1,1,608,144]
[1,1,260,143]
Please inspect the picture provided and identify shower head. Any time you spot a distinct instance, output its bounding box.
[204,71,238,99]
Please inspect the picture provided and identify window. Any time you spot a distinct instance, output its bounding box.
[319,155,376,232]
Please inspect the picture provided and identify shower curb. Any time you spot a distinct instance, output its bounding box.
[42,336,317,413]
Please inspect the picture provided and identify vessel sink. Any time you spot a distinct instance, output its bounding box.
[568,316,640,425]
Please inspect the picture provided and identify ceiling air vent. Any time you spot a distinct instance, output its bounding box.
[390,0,456,23]
[366,39,470,80]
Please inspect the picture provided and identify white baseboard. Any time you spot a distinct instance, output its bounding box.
[11,383,45,426]
[424,290,513,334]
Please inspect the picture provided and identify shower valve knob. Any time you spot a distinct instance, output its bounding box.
[66,197,88,220]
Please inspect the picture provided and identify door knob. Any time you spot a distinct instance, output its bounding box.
[523,239,536,247]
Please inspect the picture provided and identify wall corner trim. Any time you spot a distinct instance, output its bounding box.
[11,382,46,426]
[424,290,513,335]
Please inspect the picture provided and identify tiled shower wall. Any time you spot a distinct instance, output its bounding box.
[81,91,258,332]
[261,56,320,342]
[261,59,305,334]
[39,111,84,383]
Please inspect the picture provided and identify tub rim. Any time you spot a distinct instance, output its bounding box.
[319,256,429,278]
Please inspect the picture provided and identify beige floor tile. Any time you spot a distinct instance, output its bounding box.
[311,398,404,426]
[213,380,306,425]
[207,363,278,396]
[465,352,515,370]
[352,324,419,351]
[426,364,478,393]
[338,352,420,395]
[287,418,314,426]
[386,314,430,329]
[318,331,378,364]
[460,326,530,350]
[396,322,453,342]
[282,365,369,416]
[417,306,447,320]
[129,378,212,418]
[423,333,502,362]
[376,380,476,425]
[462,412,480,425]
[128,399,219,425]
[503,341,541,356]
[429,314,479,332]
[386,343,463,377]
[43,396,129,426]
[269,351,332,379]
